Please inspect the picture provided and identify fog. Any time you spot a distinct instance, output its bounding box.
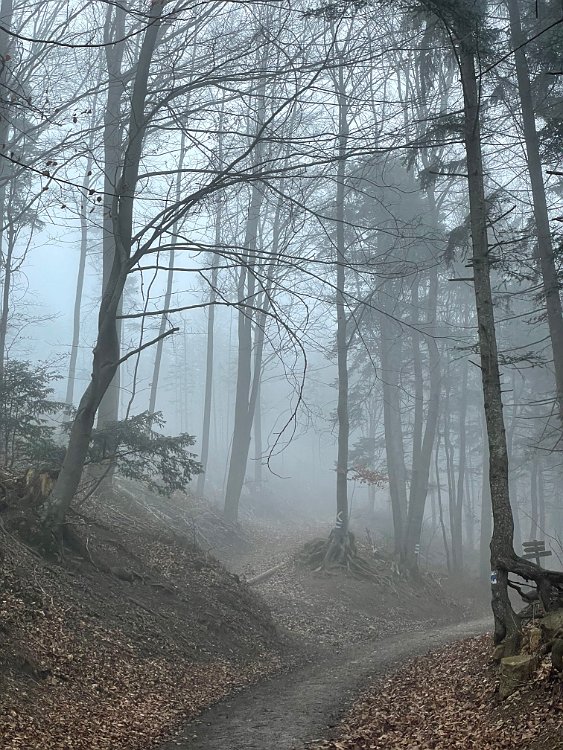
[1,0,562,590]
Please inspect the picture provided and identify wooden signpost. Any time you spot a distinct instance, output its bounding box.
[522,540,552,568]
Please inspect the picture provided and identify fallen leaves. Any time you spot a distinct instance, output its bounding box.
[0,496,281,750]
[309,635,563,750]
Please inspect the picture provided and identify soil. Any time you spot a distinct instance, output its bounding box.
[0,482,511,750]
[158,619,490,750]
[0,489,281,750]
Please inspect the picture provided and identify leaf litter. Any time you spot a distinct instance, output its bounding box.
[308,635,562,750]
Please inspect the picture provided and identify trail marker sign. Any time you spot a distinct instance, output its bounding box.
[522,540,551,568]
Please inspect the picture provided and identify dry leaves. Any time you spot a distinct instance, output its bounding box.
[309,635,563,750]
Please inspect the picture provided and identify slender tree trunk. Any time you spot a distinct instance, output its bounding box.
[0,0,13,381]
[0,220,14,377]
[334,60,350,539]
[453,360,468,573]
[507,0,563,426]
[367,399,376,517]
[459,40,519,641]
[435,432,451,571]
[97,1,127,430]
[253,378,263,489]
[410,279,423,471]
[66,151,95,406]
[196,254,219,497]
[538,459,545,540]
[223,188,263,522]
[479,413,492,582]
[404,268,441,569]
[223,52,270,522]
[42,1,166,538]
[197,101,225,497]
[444,376,458,567]
[148,133,187,415]
[530,457,539,540]
[464,466,475,552]
[380,313,407,554]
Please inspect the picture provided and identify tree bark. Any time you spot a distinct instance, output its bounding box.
[479,410,492,582]
[530,457,539,541]
[435,432,451,571]
[459,40,519,640]
[97,0,127,430]
[334,60,350,539]
[66,149,95,407]
[148,132,187,416]
[380,310,407,554]
[197,102,225,498]
[403,268,441,569]
[507,0,563,427]
[41,1,166,538]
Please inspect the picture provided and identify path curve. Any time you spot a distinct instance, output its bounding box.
[158,618,490,750]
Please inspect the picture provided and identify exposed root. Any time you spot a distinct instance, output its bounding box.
[295,530,391,583]
[63,523,143,582]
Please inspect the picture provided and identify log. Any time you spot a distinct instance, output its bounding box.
[247,560,288,586]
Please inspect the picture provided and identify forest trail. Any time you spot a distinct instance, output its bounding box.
[159,617,490,750]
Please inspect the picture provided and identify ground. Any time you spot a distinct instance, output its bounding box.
[307,635,563,750]
[0,484,560,749]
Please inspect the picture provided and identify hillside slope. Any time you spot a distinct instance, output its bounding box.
[0,490,280,750]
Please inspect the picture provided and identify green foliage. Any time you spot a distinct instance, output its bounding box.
[87,411,202,496]
[0,360,65,469]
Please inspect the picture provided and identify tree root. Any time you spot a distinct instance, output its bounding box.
[62,523,144,583]
[295,530,390,583]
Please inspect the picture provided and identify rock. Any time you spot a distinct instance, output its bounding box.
[540,609,563,641]
[492,631,523,663]
[503,631,522,658]
[522,625,542,655]
[551,638,563,672]
[499,654,538,700]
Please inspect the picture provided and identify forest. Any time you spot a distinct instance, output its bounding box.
[0,0,562,748]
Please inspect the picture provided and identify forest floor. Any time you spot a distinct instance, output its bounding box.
[1,484,560,749]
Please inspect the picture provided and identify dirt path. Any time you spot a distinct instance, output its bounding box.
[158,618,490,750]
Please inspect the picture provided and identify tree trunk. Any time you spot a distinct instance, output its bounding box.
[380,311,407,555]
[453,359,468,574]
[435,432,451,571]
[148,133,187,416]
[42,0,166,538]
[0,219,14,378]
[223,53,269,523]
[253,378,263,489]
[66,151,95,407]
[403,268,441,569]
[334,60,350,540]
[0,0,13,380]
[538,459,545,540]
[223,188,263,522]
[97,0,127,430]
[410,279,423,472]
[459,40,519,641]
[197,101,225,497]
[479,412,492,582]
[507,0,563,426]
[530,457,539,541]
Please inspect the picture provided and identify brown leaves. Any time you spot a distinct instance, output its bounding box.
[309,636,563,750]
[0,494,281,750]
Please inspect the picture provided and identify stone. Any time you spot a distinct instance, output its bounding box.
[522,625,542,655]
[540,609,563,641]
[551,638,563,672]
[502,630,522,658]
[499,654,538,700]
